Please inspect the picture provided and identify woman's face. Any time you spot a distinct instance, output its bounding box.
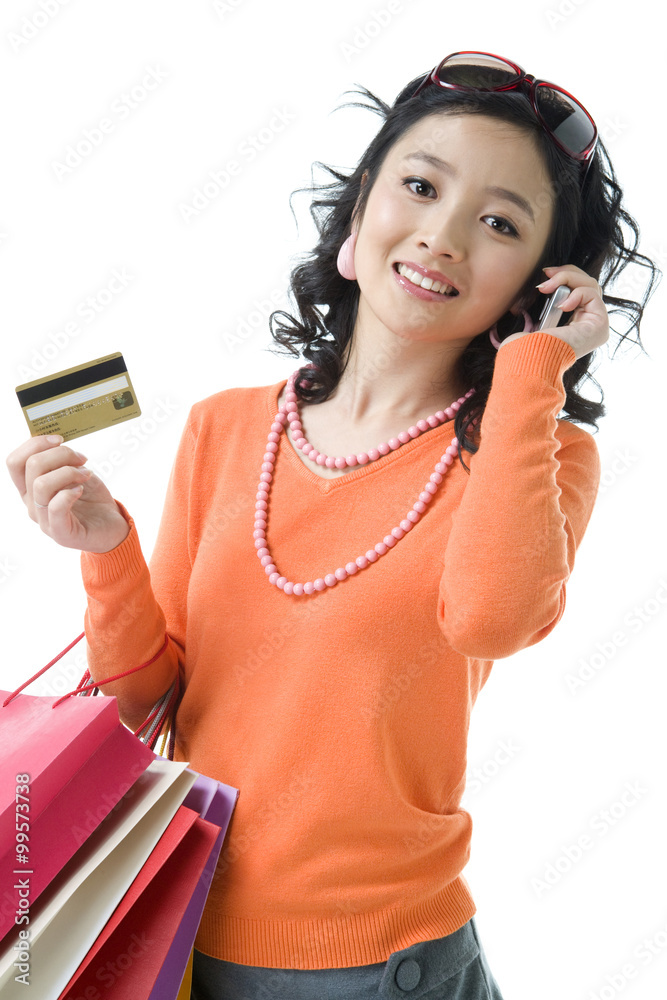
[352,112,555,347]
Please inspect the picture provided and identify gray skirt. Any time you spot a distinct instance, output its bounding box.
[191,916,505,999]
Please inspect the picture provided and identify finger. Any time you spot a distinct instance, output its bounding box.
[6,434,66,496]
[36,483,86,541]
[539,266,599,292]
[558,288,585,312]
[29,464,92,519]
[22,442,89,505]
[35,484,84,517]
[558,283,605,313]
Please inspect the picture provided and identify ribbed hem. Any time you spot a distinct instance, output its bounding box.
[79,499,146,585]
[193,877,477,969]
[497,330,577,381]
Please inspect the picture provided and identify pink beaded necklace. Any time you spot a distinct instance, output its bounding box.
[254,368,476,596]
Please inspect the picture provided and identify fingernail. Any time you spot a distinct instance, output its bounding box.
[47,434,63,443]
[73,450,88,461]
[536,280,549,289]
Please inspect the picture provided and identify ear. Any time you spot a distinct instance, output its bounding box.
[510,285,541,316]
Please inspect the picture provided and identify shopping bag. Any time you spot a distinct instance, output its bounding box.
[56,802,221,999]
[176,950,194,1000]
[2,629,239,998]
[0,688,155,942]
[53,773,240,1000]
[147,770,239,1000]
[0,757,197,998]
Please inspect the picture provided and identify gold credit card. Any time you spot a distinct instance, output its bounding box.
[15,352,141,443]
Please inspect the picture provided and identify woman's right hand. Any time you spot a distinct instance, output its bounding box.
[6,435,131,553]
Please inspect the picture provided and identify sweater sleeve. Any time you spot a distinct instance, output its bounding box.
[78,407,197,718]
[437,330,601,660]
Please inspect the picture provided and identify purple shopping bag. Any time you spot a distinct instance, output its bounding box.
[148,769,239,1000]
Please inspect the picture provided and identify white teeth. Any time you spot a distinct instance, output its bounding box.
[396,263,457,295]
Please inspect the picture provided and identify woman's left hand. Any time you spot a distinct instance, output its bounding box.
[499,263,610,362]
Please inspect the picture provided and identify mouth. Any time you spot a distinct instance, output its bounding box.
[392,262,460,301]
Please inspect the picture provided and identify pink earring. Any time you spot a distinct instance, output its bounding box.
[488,309,535,349]
[336,231,357,281]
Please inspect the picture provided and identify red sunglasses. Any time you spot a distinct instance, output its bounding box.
[410,51,598,182]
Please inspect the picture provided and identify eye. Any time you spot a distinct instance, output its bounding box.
[483,215,519,238]
[402,176,435,197]
[401,178,521,237]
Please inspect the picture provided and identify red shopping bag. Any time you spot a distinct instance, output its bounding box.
[57,803,221,999]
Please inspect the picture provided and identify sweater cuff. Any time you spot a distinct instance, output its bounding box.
[80,499,147,586]
[496,330,577,381]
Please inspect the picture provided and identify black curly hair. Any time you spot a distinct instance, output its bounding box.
[266,74,661,472]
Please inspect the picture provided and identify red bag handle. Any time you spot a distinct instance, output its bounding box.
[2,631,171,707]
[2,630,181,755]
[1,631,88,707]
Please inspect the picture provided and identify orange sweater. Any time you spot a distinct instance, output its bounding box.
[80,330,601,969]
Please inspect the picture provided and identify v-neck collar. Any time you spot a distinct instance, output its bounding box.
[266,378,459,495]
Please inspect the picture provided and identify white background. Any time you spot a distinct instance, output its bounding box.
[1,1,665,997]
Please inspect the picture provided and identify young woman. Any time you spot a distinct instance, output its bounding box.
[7,51,658,999]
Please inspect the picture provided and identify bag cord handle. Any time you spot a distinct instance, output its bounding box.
[1,630,178,755]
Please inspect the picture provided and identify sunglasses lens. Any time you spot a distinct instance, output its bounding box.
[533,84,596,156]
[437,53,519,89]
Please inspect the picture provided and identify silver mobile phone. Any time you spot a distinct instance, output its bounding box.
[537,284,571,330]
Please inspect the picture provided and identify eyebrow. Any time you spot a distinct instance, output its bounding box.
[402,151,536,223]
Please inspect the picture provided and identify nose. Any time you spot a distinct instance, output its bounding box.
[417,206,466,262]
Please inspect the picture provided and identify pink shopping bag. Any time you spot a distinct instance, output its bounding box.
[0,687,155,943]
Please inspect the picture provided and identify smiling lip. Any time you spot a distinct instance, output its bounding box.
[395,260,461,293]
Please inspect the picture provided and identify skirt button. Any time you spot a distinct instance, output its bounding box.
[395,957,421,991]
